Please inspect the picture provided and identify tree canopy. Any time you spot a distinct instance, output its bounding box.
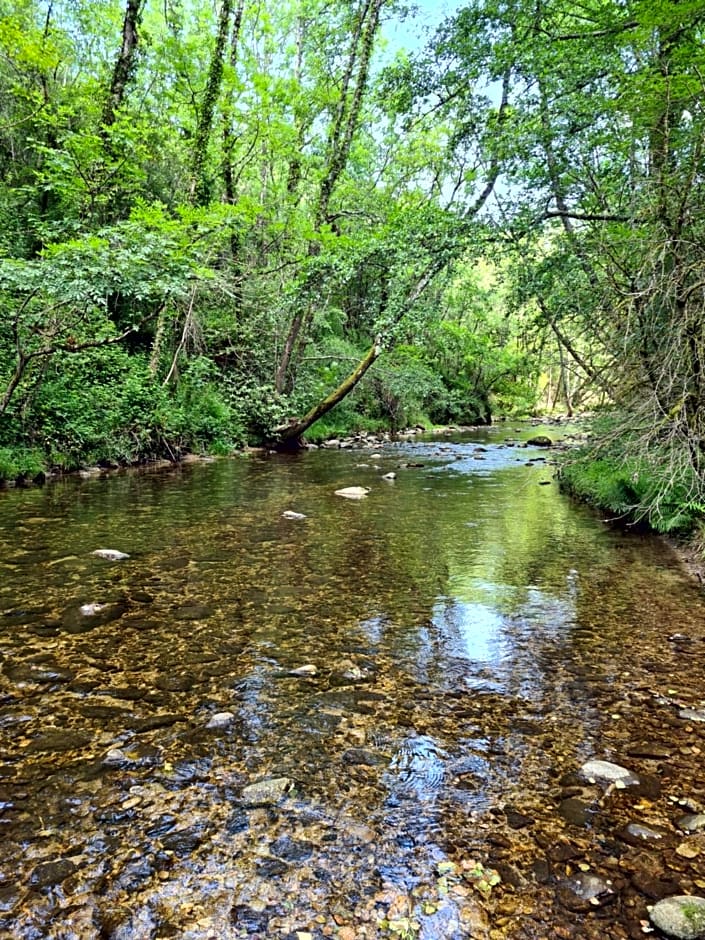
[1,0,704,529]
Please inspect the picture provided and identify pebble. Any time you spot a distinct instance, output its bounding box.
[206,711,236,730]
[649,896,705,939]
[240,777,293,807]
[334,486,370,499]
[91,549,130,561]
[578,758,640,788]
[282,511,307,520]
[679,814,705,833]
[288,665,317,677]
[679,708,705,723]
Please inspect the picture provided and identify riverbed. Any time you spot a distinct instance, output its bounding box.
[1,424,704,939]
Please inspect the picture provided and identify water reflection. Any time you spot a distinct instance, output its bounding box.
[1,428,705,938]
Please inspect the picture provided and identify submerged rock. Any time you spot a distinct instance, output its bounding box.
[679,708,705,723]
[281,510,307,520]
[558,798,596,829]
[382,472,396,481]
[288,664,317,677]
[679,814,705,833]
[29,859,77,888]
[557,871,615,912]
[206,711,236,730]
[649,896,705,939]
[240,777,293,806]
[334,486,371,499]
[579,758,640,789]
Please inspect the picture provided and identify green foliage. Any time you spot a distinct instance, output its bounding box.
[559,415,705,534]
[0,446,45,483]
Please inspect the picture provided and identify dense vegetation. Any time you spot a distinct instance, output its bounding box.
[1,0,704,534]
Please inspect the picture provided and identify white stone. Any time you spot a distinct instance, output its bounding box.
[91,549,130,561]
[206,711,236,730]
[334,486,370,499]
[281,511,306,520]
[579,759,640,788]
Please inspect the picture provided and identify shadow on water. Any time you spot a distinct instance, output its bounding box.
[1,425,705,938]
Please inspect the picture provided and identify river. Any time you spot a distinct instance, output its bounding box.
[1,424,704,939]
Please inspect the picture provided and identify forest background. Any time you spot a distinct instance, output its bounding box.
[1,0,704,537]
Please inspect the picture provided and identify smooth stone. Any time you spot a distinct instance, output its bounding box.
[649,896,705,939]
[619,822,673,847]
[91,549,130,561]
[102,748,128,767]
[26,730,90,753]
[679,708,705,723]
[129,713,183,733]
[4,663,74,684]
[557,872,615,913]
[173,604,213,621]
[281,510,307,520]
[288,664,317,677]
[156,674,195,693]
[206,711,236,730]
[579,758,640,788]
[160,826,206,856]
[558,798,596,829]
[527,435,553,447]
[382,472,396,481]
[334,486,370,499]
[679,815,705,833]
[240,777,293,807]
[62,601,126,633]
[29,859,77,888]
[627,742,673,759]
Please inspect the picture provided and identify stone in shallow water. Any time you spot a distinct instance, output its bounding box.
[240,777,293,807]
[206,711,236,730]
[334,486,370,499]
[679,815,705,833]
[557,872,615,913]
[91,549,130,561]
[679,708,705,723]
[288,664,317,677]
[619,822,673,847]
[558,798,596,829]
[30,859,77,888]
[26,730,90,753]
[281,510,306,520]
[579,758,640,788]
[649,896,705,939]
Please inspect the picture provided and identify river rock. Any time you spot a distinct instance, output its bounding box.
[558,797,596,829]
[679,708,705,723]
[62,600,127,633]
[527,435,553,447]
[557,871,615,912]
[649,896,705,939]
[288,664,317,677]
[679,815,705,833]
[382,472,396,481]
[240,777,293,806]
[206,711,236,730]
[281,510,307,520]
[334,486,370,499]
[579,758,640,788]
[91,549,130,561]
[618,822,673,847]
[30,858,77,888]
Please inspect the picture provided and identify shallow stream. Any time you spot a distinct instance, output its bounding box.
[1,424,704,939]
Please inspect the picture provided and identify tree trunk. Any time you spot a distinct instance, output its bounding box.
[275,339,382,448]
[190,0,234,206]
[102,0,145,129]
[274,0,386,394]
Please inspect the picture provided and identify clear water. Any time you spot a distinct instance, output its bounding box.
[1,425,704,939]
